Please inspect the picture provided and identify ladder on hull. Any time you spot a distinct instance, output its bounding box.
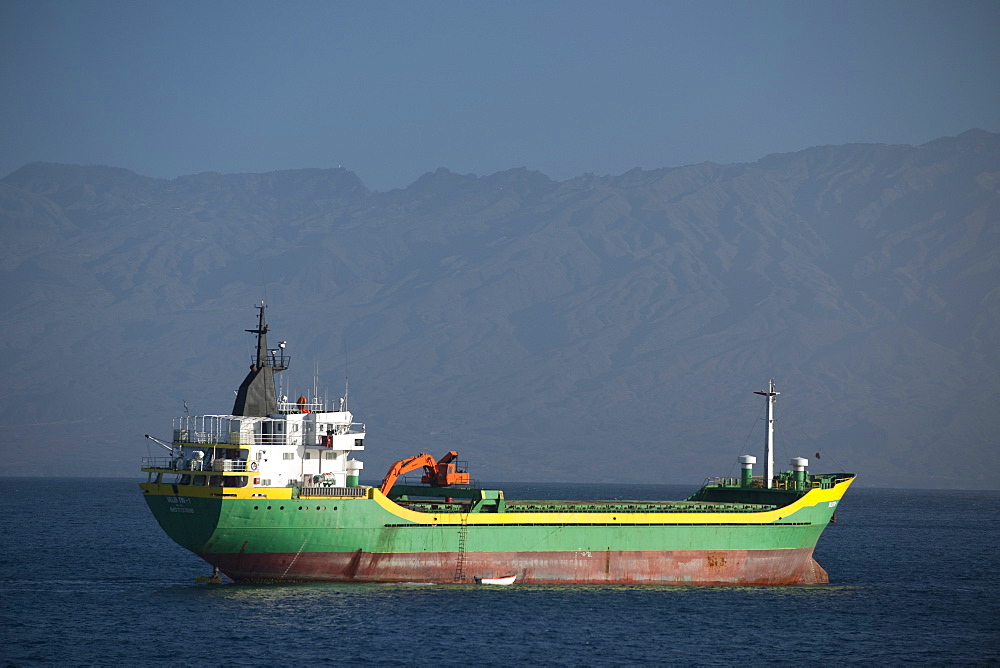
[454,513,469,582]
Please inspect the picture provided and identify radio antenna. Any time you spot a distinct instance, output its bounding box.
[251,229,269,306]
[313,361,320,404]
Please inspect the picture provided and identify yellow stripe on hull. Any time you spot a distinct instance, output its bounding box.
[368,477,855,526]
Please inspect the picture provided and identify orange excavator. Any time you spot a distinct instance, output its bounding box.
[379,451,470,495]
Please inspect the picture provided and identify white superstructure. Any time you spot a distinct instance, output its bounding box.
[141,305,366,493]
[145,397,366,491]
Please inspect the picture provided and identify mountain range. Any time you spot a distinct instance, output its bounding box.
[1,129,997,489]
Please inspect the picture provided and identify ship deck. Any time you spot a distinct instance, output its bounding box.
[395,499,778,514]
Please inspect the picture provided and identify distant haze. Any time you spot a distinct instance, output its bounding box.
[2,1,998,190]
[1,130,997,489]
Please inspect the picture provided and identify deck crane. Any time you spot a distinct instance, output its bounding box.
[379,451,470,495]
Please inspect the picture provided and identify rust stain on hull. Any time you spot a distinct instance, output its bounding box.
[204,548,829,586]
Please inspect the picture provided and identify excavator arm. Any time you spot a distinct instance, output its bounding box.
[379,453,437,495]
[379,450,470,495]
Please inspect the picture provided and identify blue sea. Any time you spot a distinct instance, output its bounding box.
[1,479,997,666]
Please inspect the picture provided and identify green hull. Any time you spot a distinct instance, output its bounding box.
[141,474,853,585]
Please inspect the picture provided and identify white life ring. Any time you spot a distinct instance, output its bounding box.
[250,461,258,471]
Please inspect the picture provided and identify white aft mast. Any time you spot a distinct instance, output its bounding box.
[754,379,779,489]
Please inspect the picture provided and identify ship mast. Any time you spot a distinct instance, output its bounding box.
[231,302,289,416]
[754,379,779,489]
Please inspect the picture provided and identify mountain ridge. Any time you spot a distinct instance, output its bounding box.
[1,131,997,489]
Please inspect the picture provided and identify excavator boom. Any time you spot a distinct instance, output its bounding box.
[379,450,470,495]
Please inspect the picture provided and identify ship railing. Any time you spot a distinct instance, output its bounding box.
[264,352,290,370]
[211,459,252,472]
[704,475,818,491]
[826,475,854,488]
[274,400,368,418]
[252,433,352,446]
[807,475,855,489]
[255,433,289,446]
[173,415,250,445]
[310,423,363,436]
[765,477,811,491]
[143,456,226,471]
[300,486,367,497]
[171,415,367,448]
[277,398,327,413]
[310,423,366,436]
[704,475,767,488]
[142,456,183,470]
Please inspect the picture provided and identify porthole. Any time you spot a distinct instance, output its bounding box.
[315,506,321,510]
[267,506,272,510]
[298,506,303,510]
[279,506,285,510]
[253,506,259,510]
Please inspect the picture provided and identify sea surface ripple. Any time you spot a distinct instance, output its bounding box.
[1,479,997,665]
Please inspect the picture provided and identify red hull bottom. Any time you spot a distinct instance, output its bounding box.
[203,548,829,586]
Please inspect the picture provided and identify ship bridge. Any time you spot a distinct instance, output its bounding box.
[142,399,367,493]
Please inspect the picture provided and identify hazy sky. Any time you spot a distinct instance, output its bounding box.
[2,0,998,191]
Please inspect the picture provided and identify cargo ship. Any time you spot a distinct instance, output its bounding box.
[140,305,855,585]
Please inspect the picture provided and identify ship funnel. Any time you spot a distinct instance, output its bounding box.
[347,459,364,487]
[790,457,809,489]
[738,454,756,487]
